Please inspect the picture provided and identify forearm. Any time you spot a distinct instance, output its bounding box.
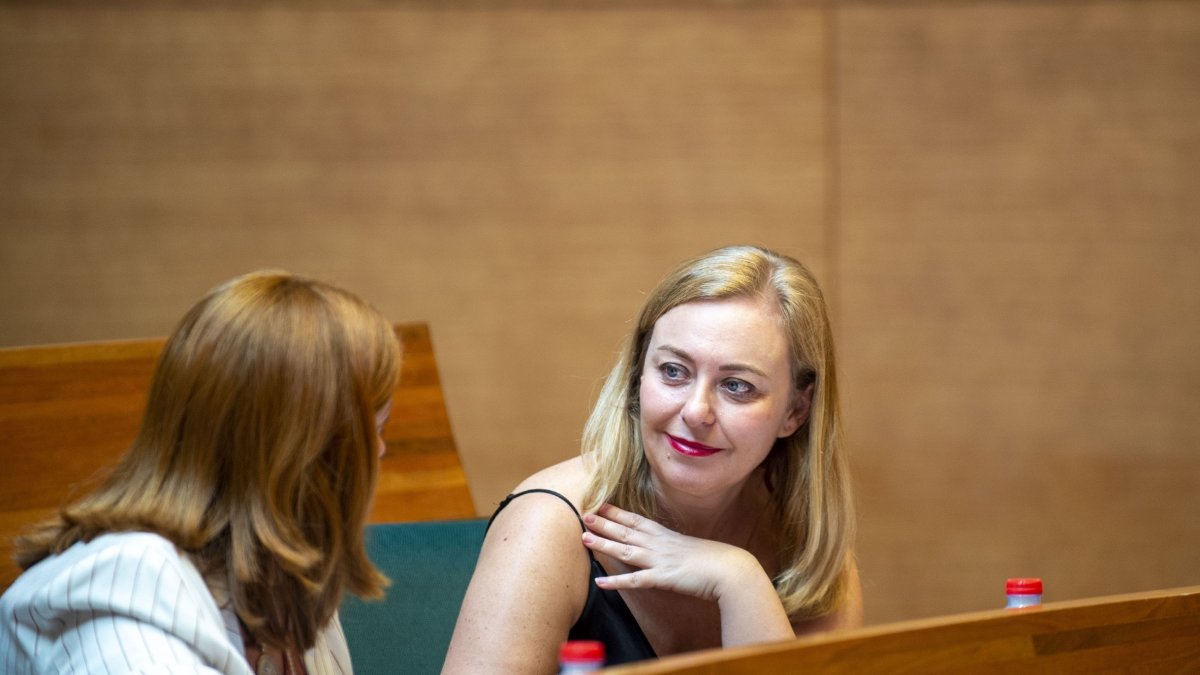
[714,550,794,647]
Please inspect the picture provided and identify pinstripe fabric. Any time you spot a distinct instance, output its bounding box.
[0,532,354,675]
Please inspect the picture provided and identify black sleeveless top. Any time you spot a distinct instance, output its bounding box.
[489,489,658,666]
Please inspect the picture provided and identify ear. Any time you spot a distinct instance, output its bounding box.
[778,381,815,438]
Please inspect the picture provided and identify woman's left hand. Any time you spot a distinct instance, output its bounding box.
[582,503,800,647]
[581,503,761,604]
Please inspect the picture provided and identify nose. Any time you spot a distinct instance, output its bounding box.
[681,386,716,428]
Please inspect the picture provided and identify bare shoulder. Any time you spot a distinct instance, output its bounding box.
[476,456,594,617]
[510,456,591,506]
[444,456,595,674]
[483,456,591,550]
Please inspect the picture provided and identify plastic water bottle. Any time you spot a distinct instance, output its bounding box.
[559,640,606,674]
[1005,577,1043,609]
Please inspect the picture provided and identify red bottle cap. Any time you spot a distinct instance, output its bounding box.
[560,640,606,663]
[1006,578,1043,595]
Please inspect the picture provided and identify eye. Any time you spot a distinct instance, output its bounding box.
[721,379,756,398]
[659,363,688,382]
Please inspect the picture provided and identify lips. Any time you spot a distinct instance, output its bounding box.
[666,434,723,457]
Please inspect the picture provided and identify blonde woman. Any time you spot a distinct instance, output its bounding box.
[1,271,399,674]
[445,245,861,673]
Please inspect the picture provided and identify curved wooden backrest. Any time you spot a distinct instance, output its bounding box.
[605,585,1200,674]
[0,322,475,591]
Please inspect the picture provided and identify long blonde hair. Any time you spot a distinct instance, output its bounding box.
[15,271,400,649]
[579,245,855,619]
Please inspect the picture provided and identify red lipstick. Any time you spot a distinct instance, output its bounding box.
[667,434,722,457]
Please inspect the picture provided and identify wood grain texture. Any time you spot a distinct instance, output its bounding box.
[604,585,1200,674]
[3,0,1200,628]
[0,4,827,521]
[835,0,1200,622]
[0,323,473,591]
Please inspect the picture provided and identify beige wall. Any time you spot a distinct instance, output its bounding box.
[2,1,1197,625]
[836,1,1200,621]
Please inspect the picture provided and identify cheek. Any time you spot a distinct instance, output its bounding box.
[728,407,788,444]
[638,378,679,422]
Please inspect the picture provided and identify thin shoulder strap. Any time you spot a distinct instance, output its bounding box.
[487,488,586,533]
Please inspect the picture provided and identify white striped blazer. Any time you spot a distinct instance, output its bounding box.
[0,532,354,674]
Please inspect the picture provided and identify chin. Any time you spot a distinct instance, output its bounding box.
[653,463,726,495]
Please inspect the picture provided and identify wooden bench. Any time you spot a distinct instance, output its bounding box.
[0,322,476,592]
[605,585,1200,674]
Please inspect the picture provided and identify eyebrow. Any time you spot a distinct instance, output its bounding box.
[655,345,770,379]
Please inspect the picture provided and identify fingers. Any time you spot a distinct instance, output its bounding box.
[583,513,637,547]
[584,503,668,542]
[581,503,680,566]
[595,503,656,533]
[594,569,650,590]
[581,505,730,600]
[581,504,681,575]
[582,530,645,567]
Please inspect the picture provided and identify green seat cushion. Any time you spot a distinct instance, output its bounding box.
[340,518,487,675]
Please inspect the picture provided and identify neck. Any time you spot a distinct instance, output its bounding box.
[652,471,768,543]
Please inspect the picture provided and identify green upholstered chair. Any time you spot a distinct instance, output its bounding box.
[340,518,488,675]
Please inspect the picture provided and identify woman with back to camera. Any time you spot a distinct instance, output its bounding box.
[443,245,862,673]
[0,271,400,674]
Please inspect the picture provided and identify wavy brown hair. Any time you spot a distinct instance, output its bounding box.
[15,271,400,650]
[580,245,855,619]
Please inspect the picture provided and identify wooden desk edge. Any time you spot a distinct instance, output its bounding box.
[602,584,1200,673]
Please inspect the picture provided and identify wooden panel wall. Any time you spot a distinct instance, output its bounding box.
[836,1,1200,622]
[0,0,827,575]
[2,0,1198,625]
